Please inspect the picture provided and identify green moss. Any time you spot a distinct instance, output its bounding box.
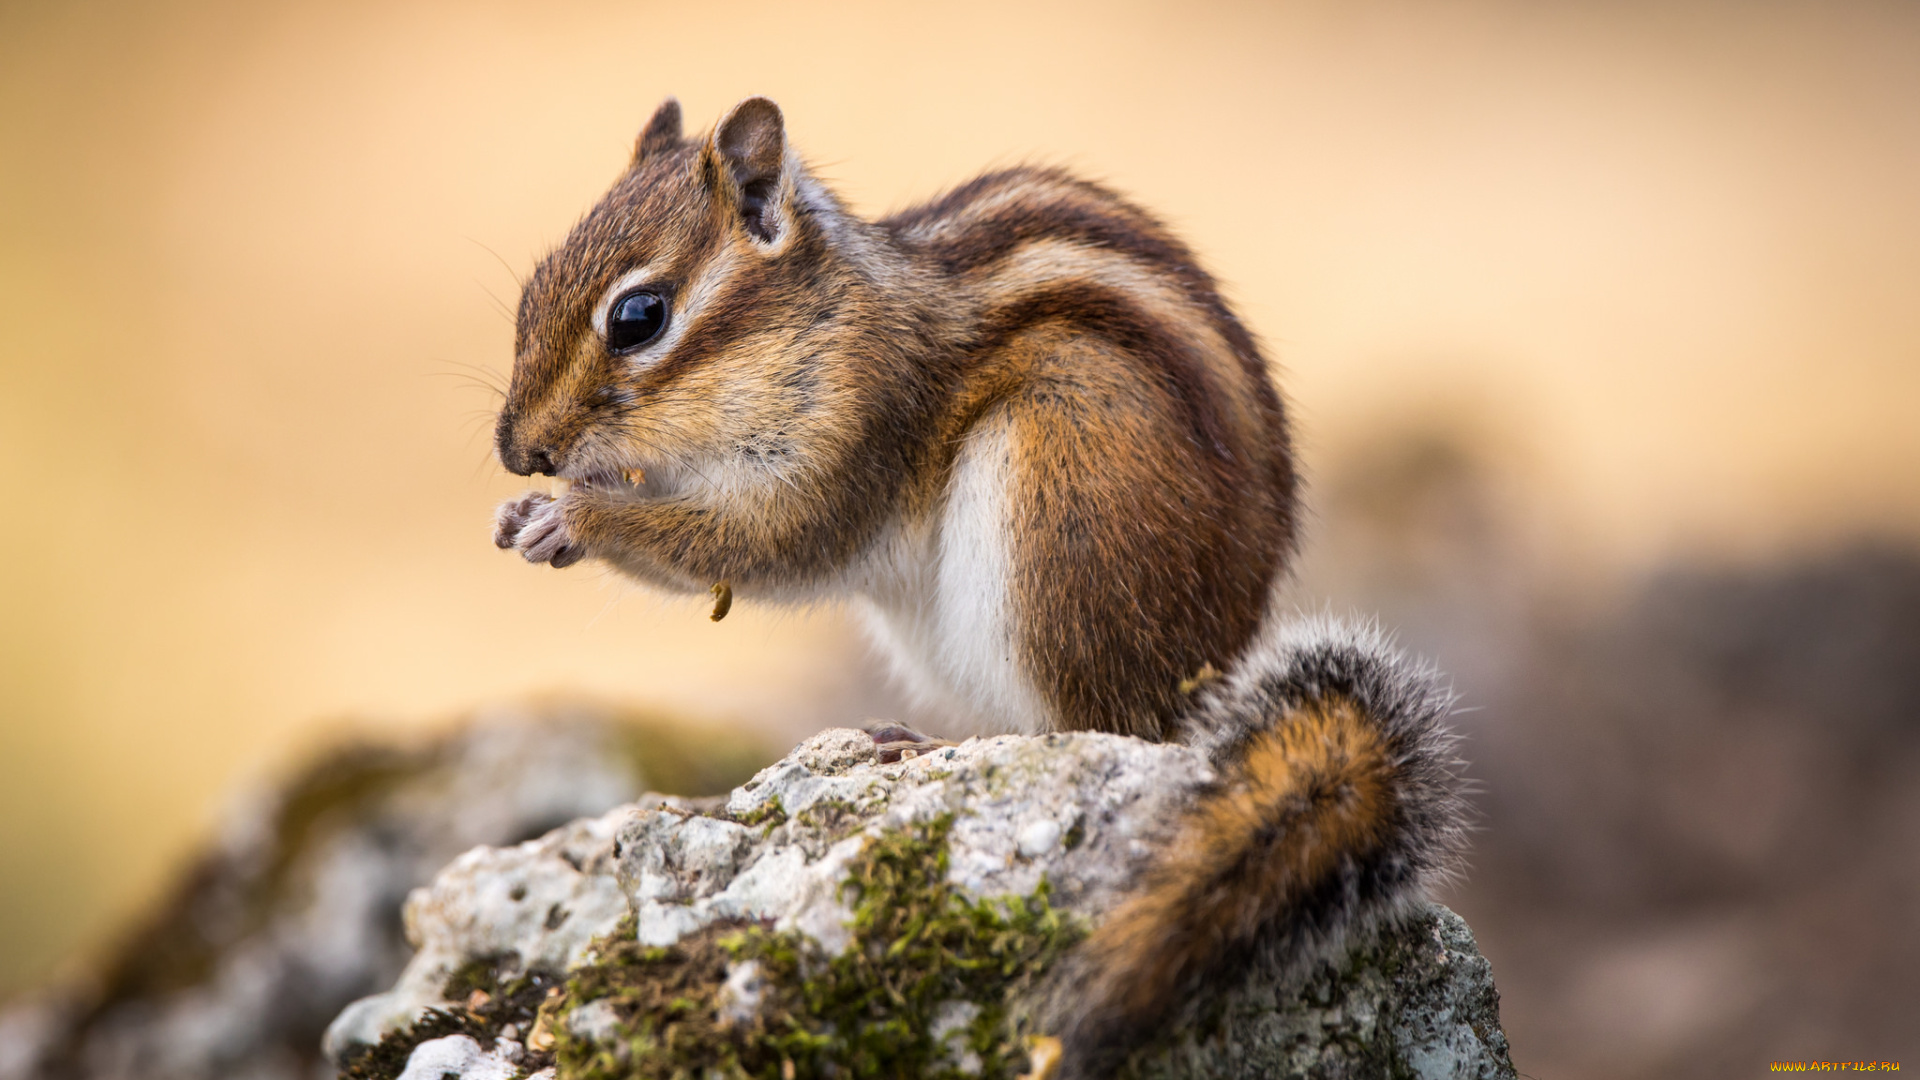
[337,953,567,1080]
[337,1007,492,1080]
[790,797,866,842]
[733,795,787,830]
[546,815,1086,1079]
[542,916,747,1079]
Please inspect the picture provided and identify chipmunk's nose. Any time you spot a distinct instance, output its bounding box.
[502,446,557,477]
[496,414,559,476]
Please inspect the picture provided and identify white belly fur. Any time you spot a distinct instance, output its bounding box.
[856,411,1054,736]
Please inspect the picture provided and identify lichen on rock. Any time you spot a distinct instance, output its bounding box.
[328,728,1517,1080]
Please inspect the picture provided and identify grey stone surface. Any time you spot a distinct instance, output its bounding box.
[333,727,1516,1079]
[1127,905,1514,1079]
[619,728,1206,959]
[321,808,635,1061]
[392,1034,521,1080]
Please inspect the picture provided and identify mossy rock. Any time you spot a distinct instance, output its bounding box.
[329,729,1514,1080]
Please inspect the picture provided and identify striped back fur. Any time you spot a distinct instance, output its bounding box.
[496,95,1296,737]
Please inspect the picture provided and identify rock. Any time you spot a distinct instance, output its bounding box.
[1124,905,1514,1079]
[0,707,768,1080]
[330,728,1517,1079]
[321,809,635,1062]
[392,1035,521,1080]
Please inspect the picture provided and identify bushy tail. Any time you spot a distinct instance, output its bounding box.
[1049,619,1469,1078]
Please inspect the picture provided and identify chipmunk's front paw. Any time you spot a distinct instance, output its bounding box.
[494,492,586,568]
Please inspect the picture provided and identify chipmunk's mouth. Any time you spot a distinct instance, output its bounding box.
[568,462,675,499]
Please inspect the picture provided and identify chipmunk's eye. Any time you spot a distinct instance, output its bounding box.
[607,290,668,353]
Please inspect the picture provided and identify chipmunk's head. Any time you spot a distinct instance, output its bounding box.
[495,96,864,490]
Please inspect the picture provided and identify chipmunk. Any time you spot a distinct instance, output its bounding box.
[493,97,1466,1076]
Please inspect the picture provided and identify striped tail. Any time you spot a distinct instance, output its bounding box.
[1050,620,1469,1077]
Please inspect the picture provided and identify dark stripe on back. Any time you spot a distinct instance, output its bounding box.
[972,281,1245,479]
[885,167,1278,419]
[880,168,1040,233]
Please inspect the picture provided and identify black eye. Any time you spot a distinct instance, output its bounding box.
[606,290,668,353]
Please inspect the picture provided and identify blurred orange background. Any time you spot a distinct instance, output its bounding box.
[3,0,1917,1067]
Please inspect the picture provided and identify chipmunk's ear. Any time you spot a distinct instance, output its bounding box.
[711,96,787,243]
[632,98,683,164]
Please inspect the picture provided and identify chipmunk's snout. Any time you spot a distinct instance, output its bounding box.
[500,443,556,477]
[519,448,557,476]
[495,413,559,477]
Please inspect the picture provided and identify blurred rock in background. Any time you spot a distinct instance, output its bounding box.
[0,710,770,1080]
[1294,428,1920,1078]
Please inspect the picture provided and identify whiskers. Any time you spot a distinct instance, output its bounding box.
[428,359,510,401]
[423,360,513,480]
[605,427,720,493]
[474,280,516,325]
[466,237,527,326]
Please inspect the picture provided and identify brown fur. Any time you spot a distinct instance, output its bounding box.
[1037,623,1469,1078]
[1076,697,1392,1032]
[494,97,1295,739]
[492,103,1470,1073]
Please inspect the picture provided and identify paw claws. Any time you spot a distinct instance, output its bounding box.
[494,491,581,568]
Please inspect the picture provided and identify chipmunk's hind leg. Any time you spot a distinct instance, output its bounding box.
[999,348,1273,740]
